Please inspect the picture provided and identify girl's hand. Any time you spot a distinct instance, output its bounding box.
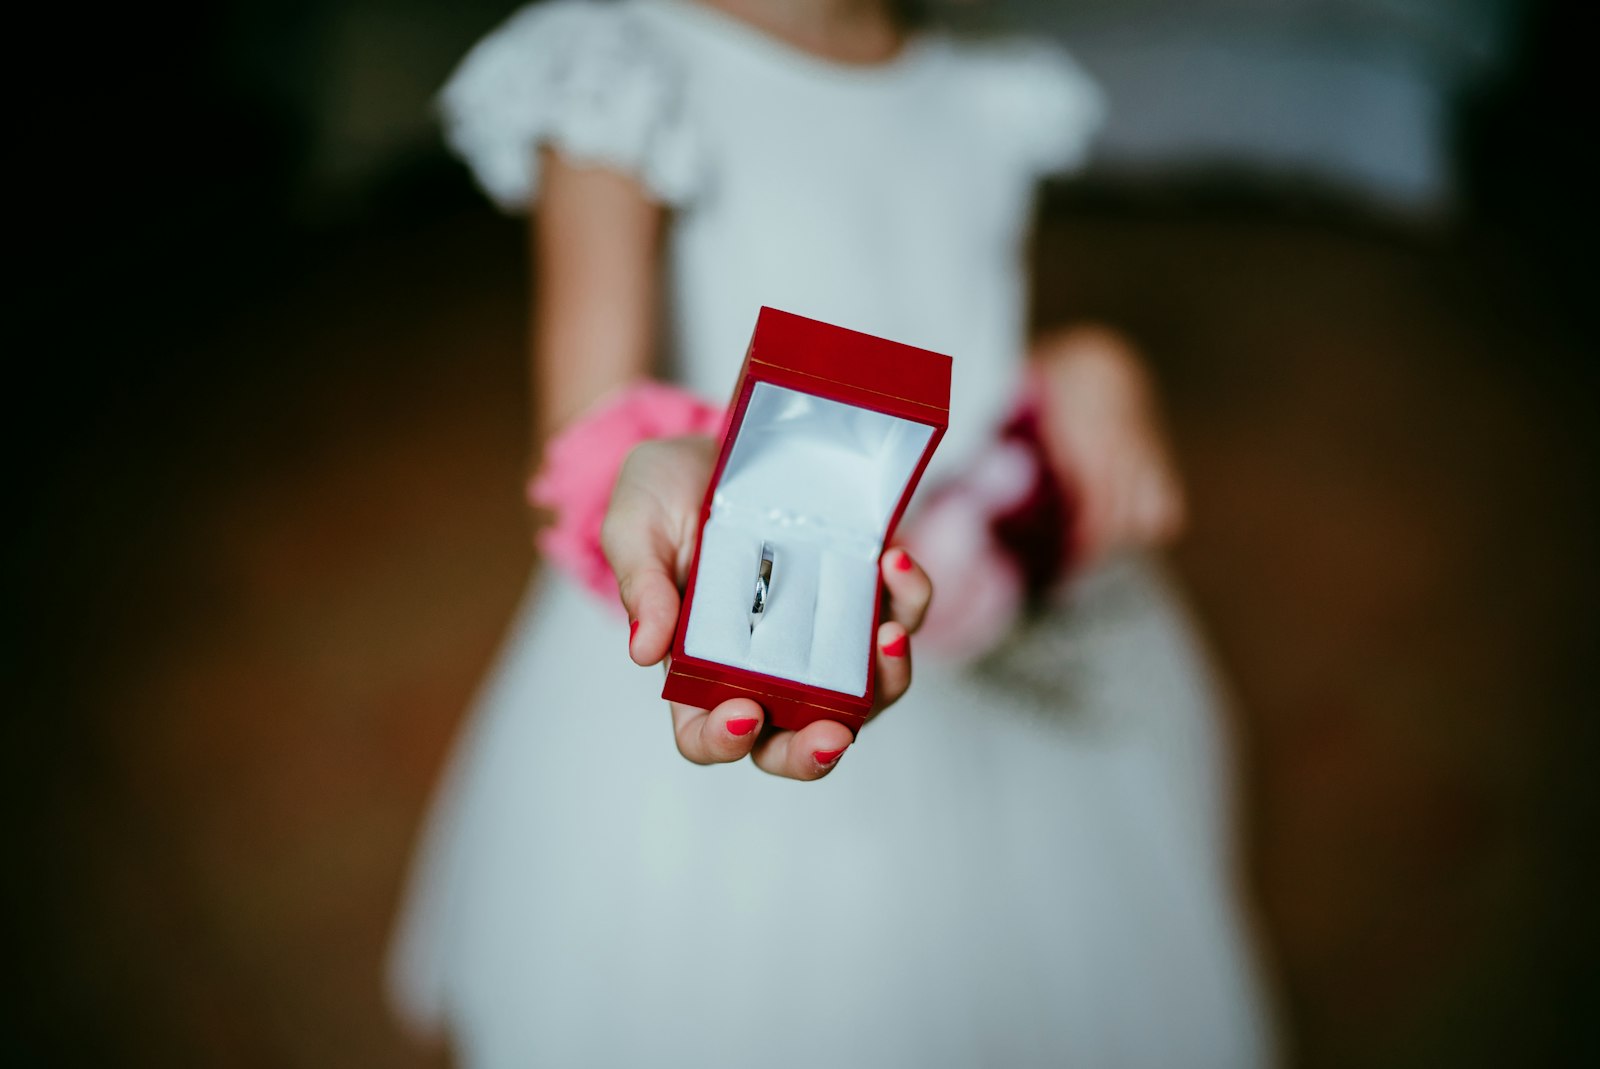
[601,436,933,780]
[1034,326,1187,563]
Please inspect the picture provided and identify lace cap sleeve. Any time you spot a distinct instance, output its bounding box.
[439,0,701,212]
[973,39,1106,178]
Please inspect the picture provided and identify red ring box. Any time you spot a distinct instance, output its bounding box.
[662,307,951,733]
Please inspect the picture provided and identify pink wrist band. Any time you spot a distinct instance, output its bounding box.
[527,381,724,600]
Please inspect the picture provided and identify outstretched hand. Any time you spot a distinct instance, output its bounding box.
[602,436,933,780]
[1034,326,1187,563]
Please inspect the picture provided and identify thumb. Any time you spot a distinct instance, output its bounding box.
[601,505,682,667]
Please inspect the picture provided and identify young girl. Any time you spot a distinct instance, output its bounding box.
[390,1,1276,1064]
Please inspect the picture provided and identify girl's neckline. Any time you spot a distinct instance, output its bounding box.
[642,0,935,81]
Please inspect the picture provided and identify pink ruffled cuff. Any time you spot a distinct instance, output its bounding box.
[527,381,724,600]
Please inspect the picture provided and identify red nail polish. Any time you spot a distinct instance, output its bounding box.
[813,747,848,766]
[880,633,908,657]
[893,550,913,572]
[726,717,759,737]
[629,619,639,647]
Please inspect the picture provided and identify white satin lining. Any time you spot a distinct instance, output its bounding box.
[683,382,932,694]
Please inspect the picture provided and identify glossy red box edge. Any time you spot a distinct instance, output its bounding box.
[661,307,951,733]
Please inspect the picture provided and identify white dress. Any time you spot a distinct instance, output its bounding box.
[390,2,1276,1065]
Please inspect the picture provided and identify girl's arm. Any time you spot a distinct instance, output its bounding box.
[1032,325,1186,563]
[530,146,664,447]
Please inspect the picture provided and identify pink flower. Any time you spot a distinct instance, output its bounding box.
[527,381,723,600]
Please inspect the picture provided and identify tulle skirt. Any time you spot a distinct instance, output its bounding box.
[388,554,1275,1068]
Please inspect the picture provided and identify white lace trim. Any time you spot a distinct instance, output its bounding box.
[439,0,701,212]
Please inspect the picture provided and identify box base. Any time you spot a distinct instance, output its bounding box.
[662,661,870,734]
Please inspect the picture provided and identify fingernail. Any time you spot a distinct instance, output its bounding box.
[813,747,848,767]
[893,550,914,572]
[880,633,908,657]
[628,620,639,652]
[726,717,759,737]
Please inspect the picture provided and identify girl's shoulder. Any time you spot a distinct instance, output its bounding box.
[934,34,1107,177]
[439,0,704,213]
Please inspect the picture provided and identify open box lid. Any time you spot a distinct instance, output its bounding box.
[667,308,951,719]
[736,306,953,429]
[706,307,952,545]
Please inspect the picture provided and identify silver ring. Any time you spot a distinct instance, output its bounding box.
[749,542,774,633]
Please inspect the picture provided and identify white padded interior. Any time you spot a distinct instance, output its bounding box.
[684,383,934,695]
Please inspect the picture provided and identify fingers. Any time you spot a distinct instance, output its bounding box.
[1103,454,1140,560]
[665,617,911,781]
[667,699,857,780]
[620,566,680,666]
[1135,464,1186,544]
[871,619,912,714]
[880,547,932,632]
[601,495,681,668]
[1073,453,1116,563]
[1077,448,1184,562]
[1118,450,1183,547]
[668,698,765,765]
[655,544,922,781]
[750,718,855,781]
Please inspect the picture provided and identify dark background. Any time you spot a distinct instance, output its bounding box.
[6,0,1596,1065]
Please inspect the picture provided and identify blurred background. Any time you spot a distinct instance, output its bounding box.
[5,0,1595,1064]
